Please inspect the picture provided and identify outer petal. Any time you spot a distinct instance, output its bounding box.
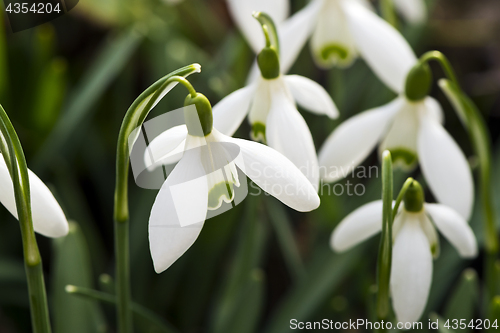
[393,0,427,24]
[213,85,255,136]
[0,157,68,238]
[425,96,444,125]
[149,137,208,273]
[266,89,319,190]
[425,203,478,258]
[318,97,403,182]
[341,0,417,93]
[211,130,320,212]
[391,217,433,324]
[226,0,289,53]
[284,75,339,118]
[144,125,187,170]
[331,200,383,252]
[417,112,474,220]
[279,0,323,73]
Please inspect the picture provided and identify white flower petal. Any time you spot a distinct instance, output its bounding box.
[226,0,289,54]
[266,88,319,190]
[149,137,208,273]
[248,77,272,126]
[0,156,68,238]
[279,0,323,73]
[420,213,440,258]
[310,0,358,68]
[425,203,478,258]
[330,200,383,252]
[284,75,339,118]
[379,99,419,169]
[391,215,432,324]
[213,85,255,136]
[424,96,444,125]
[341,0,417,93]
[393,0,427,24]
[417,112,474,220]
[144,125,187,170]
[211,129,320,212]
[318,97,403,182]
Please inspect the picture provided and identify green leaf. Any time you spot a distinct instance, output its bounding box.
[266,197,305,282]
[33,27,143,170]
[52,222,107,333]
[443,269,479,332]
[264,245,365,333]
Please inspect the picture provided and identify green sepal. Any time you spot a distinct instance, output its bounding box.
[405,62,432,101]
[390,148,418,169]
[257,47,280,79]
[403,180,424,212]
[184,92,213,137]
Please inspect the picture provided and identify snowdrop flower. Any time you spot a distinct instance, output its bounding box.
[318,23,474,220]
[392,0,427,25]
[331,181,477,323]
[0,153,68,238]
[144,86,320,273]
[213,13,338,190]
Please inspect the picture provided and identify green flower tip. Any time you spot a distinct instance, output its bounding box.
[405,62,432,102]
[403,180,424,212]
[184,92,213,137]
[65,285,77,293]
[191,63,202,73]
[462,268,477,282]
[382,150,391,160]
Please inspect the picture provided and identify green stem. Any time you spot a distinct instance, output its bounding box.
[0,105,51,333]
[376,151,393,323]
[380,0,398,28]
[252,12,280,53]
[113,64,200,333]
[420,51,498,254]
[392,177,414,221]
[66,285,179,333]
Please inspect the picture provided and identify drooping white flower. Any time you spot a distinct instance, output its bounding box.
[214,11,338,190]
[331,183,477,323]
[144,93,320,273]
[318,94,474,220]
[0,154,68,238]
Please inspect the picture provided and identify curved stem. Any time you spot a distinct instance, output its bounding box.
[0,105,51,333]
[113,64,200,333]
[392,177,414,222]
[419,51,498,254]
[252,11,280,53]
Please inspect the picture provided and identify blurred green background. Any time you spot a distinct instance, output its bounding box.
[0,0,499,332]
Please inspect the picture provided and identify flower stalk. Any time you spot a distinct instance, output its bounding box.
[376,151,393,321]
[0,105,51,333]
[417,51,497,254]
[113,64,200,333]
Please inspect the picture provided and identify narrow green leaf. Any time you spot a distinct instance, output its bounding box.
[264,245,365,333]
[443,269,479,332]
[66,286,179,333]
[52,222,107,333]
[430,313,457,333]
[266,197,305,282]
[489,296,500,322]
[33,27,143,170]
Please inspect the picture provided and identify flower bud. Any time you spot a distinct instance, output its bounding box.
[257,46,280,80]
[403,180,424,212]
[184,93,213,137]
[404,62,432,102]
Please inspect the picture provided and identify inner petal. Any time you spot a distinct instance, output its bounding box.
[310,0,357,68]
[379,99,421,169]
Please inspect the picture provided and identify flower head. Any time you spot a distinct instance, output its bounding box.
[331,181,477,323]
[213,12,338,190]
[145,88,320,273]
